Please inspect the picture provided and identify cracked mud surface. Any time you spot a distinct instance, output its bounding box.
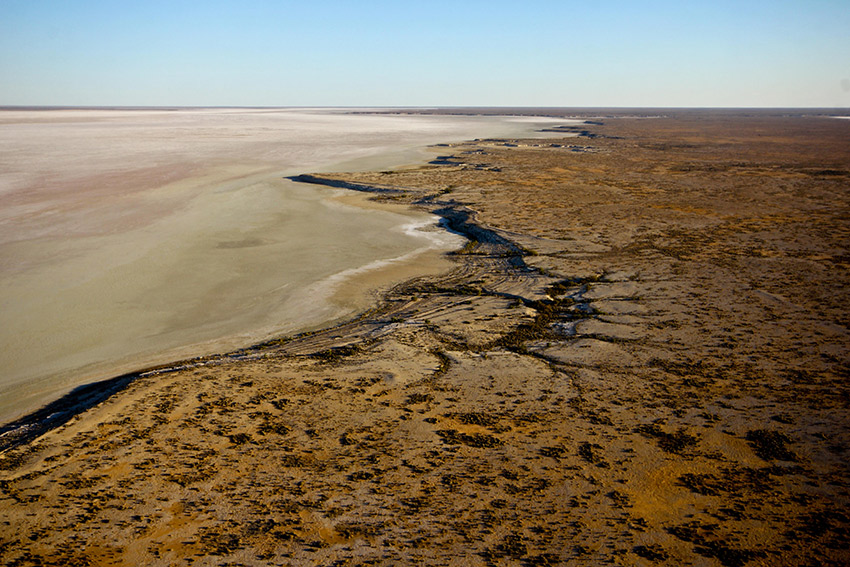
[1,110,849,566]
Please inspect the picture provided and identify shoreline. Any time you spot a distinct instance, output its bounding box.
[0,190,489,451]
[0,174,456,426]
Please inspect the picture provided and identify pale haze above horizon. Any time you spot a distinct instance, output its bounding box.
[1,0,848,108]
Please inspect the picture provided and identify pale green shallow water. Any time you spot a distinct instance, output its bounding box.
[0,108,571,423]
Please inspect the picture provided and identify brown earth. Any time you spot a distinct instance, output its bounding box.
[1,110,849,566]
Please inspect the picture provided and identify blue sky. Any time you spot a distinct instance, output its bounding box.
[1,0,848,107]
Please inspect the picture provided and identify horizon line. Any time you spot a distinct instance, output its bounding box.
[1,105,849,112]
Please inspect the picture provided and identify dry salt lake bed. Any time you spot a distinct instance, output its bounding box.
[0,107,566,423]
[1,108,848,566]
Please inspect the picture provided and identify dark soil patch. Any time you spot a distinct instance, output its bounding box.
[745,429,797,461]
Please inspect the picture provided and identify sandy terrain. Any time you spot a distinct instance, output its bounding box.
[1,110,848,566]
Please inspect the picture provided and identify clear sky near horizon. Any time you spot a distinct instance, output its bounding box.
[1,0,848,108]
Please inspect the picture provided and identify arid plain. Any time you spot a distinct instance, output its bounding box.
[1,110,849,566]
